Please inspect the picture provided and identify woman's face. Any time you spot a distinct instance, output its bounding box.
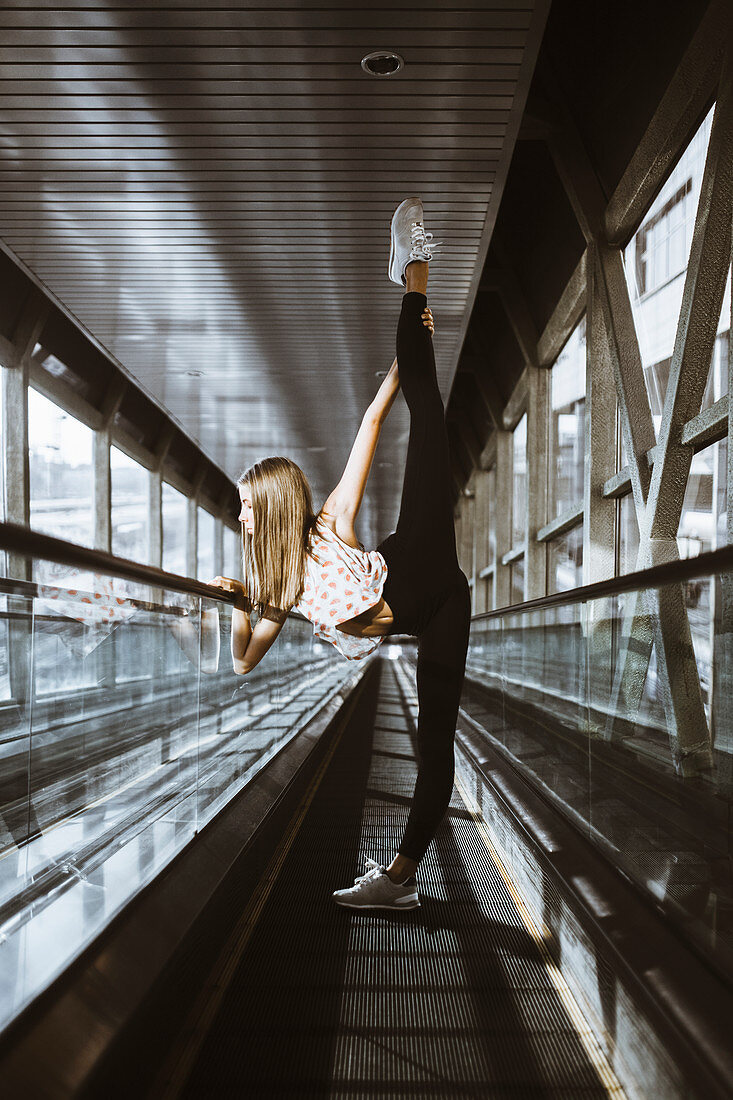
[238,484,254,536]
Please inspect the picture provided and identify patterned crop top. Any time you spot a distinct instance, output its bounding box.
[291,516,388,661]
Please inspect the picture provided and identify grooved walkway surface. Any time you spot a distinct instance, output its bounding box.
[182,658,612,1098]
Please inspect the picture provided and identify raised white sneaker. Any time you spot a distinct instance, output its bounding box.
[388,195,436,286]
[333,857,420,910]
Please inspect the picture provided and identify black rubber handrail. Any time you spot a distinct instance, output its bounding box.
[0,521,306,621]
[2,520,731,628]
[473,541,733,621]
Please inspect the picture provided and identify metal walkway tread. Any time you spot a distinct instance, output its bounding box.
[181,659,614,1099]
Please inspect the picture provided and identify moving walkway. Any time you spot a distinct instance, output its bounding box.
[0,526,732,1098]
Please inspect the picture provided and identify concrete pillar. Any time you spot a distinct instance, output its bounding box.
[187,497,198,578]
[4,362,30,581]
[473,468,492,614]
[584,249,617,585]
[493,431,513,608]
[93,429,112,554]
[149,470,163,569]
[525,366,549,599]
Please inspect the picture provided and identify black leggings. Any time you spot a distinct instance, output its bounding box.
[377,292,471,864]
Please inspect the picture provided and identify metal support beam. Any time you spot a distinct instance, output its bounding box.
[537,251,587,368]
[594,244,656,513]
[604,47,733,772]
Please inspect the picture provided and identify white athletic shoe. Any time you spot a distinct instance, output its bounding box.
[333,857,421,910]
[388,195,436,286]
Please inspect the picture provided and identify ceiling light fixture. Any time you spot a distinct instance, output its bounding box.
[361,51,404,77]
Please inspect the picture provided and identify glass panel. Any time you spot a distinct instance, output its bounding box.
[465,566,733,984]
[197,507,215,581]
[547,524,583,593]
[29,388,94,584]
[549,317,586,518]
[162,481,187,575]
[512,413,527,546]
[0,552,359,1035]
[623,105,731,432]
[111,446,150,563]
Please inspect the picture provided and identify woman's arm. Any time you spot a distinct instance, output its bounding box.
[322,358,401,521]
[370,356,400,424]
[211,576,286,675]
[323,308,434,520]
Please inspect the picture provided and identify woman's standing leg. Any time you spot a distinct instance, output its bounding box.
[398,571,471,862]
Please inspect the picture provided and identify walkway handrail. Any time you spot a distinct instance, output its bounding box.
[0,520,305,621]
[3,520,731,630]
[472,542,733,622]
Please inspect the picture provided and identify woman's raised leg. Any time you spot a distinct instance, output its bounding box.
[391,268,459,578]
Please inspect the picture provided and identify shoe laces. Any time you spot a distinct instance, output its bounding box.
[409,220,440,261]
[353,857,385,884]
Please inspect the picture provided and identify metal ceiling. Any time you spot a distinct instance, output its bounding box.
[0,0,548,545]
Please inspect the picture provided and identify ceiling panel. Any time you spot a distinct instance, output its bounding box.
[0,0,548,544]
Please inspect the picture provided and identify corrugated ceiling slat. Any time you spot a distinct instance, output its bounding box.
[0,0,548,542]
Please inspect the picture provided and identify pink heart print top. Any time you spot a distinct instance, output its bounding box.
[292,515,388,660]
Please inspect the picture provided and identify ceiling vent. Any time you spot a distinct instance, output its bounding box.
[361,51,404,77]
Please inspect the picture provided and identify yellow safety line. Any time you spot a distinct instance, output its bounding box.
[453,772,626,1098]
[392,657,625,1098]
[147,676,367,1100]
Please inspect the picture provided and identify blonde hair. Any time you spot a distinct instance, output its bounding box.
[237,456,317,619]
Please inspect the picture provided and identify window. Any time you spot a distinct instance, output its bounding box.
[512,414,527,547]
[624,105,730,427]
[634,180,692,297]
[510,558,524,604]
[549,318,586,519]
[197,507,215,581]
[678,440,727,559]
[618,493,639,576]
[111,446,149,563]
[29,388,94,550]
[162,482,187,575]
[223,526,241,580]
[547,525,583,594]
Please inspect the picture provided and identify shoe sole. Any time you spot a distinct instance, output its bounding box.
[333,898,421,910]
[389,195,423,285]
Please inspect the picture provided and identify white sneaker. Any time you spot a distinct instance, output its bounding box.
[388,196,436,286]
[333,857,420,910]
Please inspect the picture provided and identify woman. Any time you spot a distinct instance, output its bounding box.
[212,197,471,910]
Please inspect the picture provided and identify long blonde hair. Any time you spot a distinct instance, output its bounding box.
[238,456,317,617]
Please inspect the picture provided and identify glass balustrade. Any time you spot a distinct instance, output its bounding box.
[465,569,733,984]
[0,556,363,1035]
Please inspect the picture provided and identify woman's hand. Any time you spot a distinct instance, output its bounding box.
[210,576,250,612]
[210,575,244,595]
[422,307,434,336]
